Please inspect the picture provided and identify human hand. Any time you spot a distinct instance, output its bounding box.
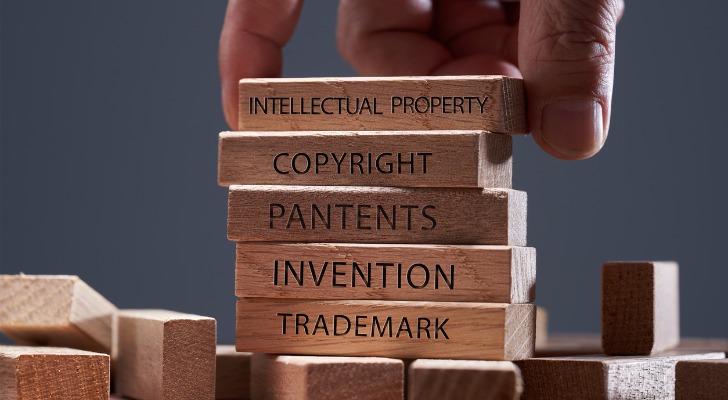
[220,0,623,160]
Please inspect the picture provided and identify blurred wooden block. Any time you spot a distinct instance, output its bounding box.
[535,307,548,349]
[238,76,527,134]
[235,243,535,303]
[0,275,117,354]
[216,345,251,400]
[228,186,527,245]
[251,354,403,400]
[676,359,728,400]
[537,334,728,358]
[408,359,522,400]
[115,310,216,400]
[518,351,725,400]
[602,261,680,355]
[218,131,512,188]
[0,345,109,400]
[236,299,534,360]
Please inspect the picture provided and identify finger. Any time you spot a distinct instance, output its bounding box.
[520,0,623,160]
[337,0,451,76]
[219,0,303,128]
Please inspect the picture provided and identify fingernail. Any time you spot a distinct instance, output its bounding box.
[541,99,604,158]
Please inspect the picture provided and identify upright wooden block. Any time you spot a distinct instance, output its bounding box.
[236,243,535,303]
[0,345,110,400]
[0,275,117,354]
[115,310,216,400]
[215,345,251,400]
[227,186,527,245]
[517,351,725,400]
[238,76,528,134]
[218,131,512,188]
[236,299,535,360]
[408,359,522,400]
[676,359,728,400]
[251,354,403,400]
[602,261,680,355]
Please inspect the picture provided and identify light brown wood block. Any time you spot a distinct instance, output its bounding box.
[227,186,527,245]
[676,359,728,400]
[238,76,527,134]
[115,310,216,400]
[236,299,534,360]
[517,350,725,400]
[535,307,548,349]
[235,243,535,303]
[408,359,522,400]
[218,131,512,188]
[0,345,110,400]
[0,275,117,354]
[251,354,403,400]
[215,345,251,400]
[602,261,680,355]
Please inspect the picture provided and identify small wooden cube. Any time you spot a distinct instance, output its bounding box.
[216,345,251,400]
[251,354,403,400]
[408,359,522,400]
[676,359,728,400]
[0,345,110,400]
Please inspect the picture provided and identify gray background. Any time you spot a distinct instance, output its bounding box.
[2,1,727,345]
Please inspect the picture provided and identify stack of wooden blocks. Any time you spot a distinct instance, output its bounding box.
[218,75,536,399]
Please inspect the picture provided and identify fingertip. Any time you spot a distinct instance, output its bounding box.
[535,98,606,160]
[222,84,237,129]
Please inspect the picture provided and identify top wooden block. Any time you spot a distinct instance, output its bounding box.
[238,76,528,134]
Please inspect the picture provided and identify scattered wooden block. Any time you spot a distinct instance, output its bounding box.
[0,275,117,354]
[236,243,535,303]
[408,359,522,400]
[602,261,680,355]
[115,310,216,400]
[238,75,528,134]
[236,299,534,360]
[218,130,512,188]
[0,345,110,400]
[676,359,728,400]
[251,354,403,400]
[228,186,527,245]
[517,350,725,400]
[215,345,251,400]
[535,307,548,349]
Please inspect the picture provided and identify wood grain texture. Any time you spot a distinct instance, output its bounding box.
[235,243,535,303]
[238,76,528,134]
[215,345,251,400]
[602,261,680,355]
[0,275,117,354]
[218,130,512,188]
[251,354,403,400]
[676,359,728,400]
[537,334,728,358]
[0,345,109,400]
[236,299,534,360]
[517,351,725,400]
[227,185,527,245]
[115,310,216,400]
[408,359,522,400]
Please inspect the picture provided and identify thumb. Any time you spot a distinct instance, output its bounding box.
[519,0,623,160]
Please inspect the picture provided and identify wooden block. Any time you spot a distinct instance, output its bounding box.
[236,299,534,360]
[115,310,216,400]
[238,76,527,134]
[215,345,251,400]
[227,186,527,245]
[676,359,728,400]
[535,307,548,349]
[218,130,512,188]
[0,275,117,354]
[537,334,728,358]
[251,354,403,400]
[408,359,522,400]
[235,243,535,303]
[602,261,680,355]
[0,345,109,400]
[517,350,725,400]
